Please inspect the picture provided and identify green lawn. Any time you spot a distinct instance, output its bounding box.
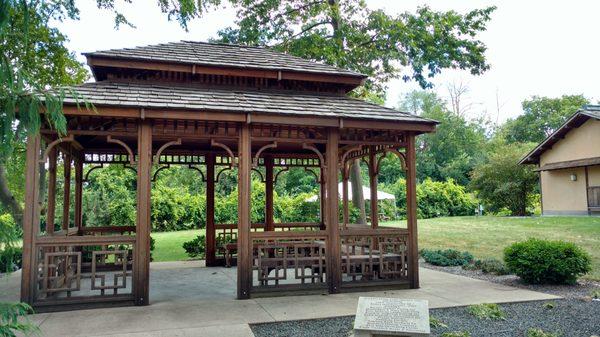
[151,216,600,280]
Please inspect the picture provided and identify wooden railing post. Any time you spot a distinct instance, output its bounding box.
[406,133,419,289]
[21,134,41,304]
[205,152,216,266]
[237,124,252,299]
[134,121,152,305]
[326,127,341,293]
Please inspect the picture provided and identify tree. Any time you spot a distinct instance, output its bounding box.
[398,90,487,186]
[211,0,495,222]
[500,95,589,144]
[469,142,538,216]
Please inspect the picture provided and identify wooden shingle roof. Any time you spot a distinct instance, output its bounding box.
[62,81,436,124]
[84,41,365,78]
[519,106,600,165]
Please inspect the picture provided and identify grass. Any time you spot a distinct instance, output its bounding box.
[150,216,600,280]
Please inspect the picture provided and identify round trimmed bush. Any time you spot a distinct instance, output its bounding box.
[503,238,591,284]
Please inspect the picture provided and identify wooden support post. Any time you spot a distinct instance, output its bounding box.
[369,146,378,229]
[62,149,72,230]
[237,124,252,299]
[74,157,83,231]
[21,134,41,304]
[319,177,326,230]
[46,148,57,234]
[134,121,152,305]
[265,155,274,231]
[205,153,216,266]
[326,127,341,293]
[342,175,349,228]
[406,133,419,289]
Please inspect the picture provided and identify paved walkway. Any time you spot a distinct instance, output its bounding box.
[0,261,560,337]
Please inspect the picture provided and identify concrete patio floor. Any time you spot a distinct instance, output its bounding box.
[0,261,560,337]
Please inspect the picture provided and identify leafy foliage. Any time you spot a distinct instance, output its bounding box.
[467,303,505,320]
[501,95,589,144]
[429,316,447,328]
[526,328,561,337]
[214,1,494,94]
[464,258,509,275]
[470,142,538,216]
[421,248,474,267]
[441,332,471,337]
[504,239,591,285]
[0,302,38,337]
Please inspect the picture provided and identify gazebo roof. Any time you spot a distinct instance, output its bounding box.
[62,81,437,124]
[84,41,365,78]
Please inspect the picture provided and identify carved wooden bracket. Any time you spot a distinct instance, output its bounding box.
[251,168,265,183]
[123,164,137,174]
[252,142,277,168]
[154,138,182,164]
[107,135,135,165]
[339,145,362,179]
[216,166,232,182]
[375,148,407,175]
[211,139,237,167]
[83,164,104,182]
[304,167,321,183]
[152,164,170,182]
[188,165,206,182]
[41,135,75,163]
[302,142,326,182]
[274,167,289,184]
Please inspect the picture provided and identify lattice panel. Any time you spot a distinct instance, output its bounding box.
[251,236,327,288]
[340,231,408,284]
[34,239,135,302]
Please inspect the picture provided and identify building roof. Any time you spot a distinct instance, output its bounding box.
[83,41,366,78]
[519,105,600,165]
[62,81,436,124]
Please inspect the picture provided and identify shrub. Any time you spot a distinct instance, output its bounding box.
[503,239,591,285]
[429,316,447,328]
[467,303,505,320]
[464,258,510,275]
[542,301,555,309]
[0,247,22,273]
[526,328,561,337]
[182,235,206,258]
[421,249,474,267]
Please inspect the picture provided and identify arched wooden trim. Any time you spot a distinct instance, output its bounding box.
[340,145,362,169]
[375,148,407,175]
[83,164,104,182]
[252,141,277,168]
[188,164,206,182]
[154,138,182,164]
[41,135,74,163]
[152,164,170,182]
[274,167,289,184]
[304,167,321,183]
[216,166,232,182]
[107,135,135,165]
[211,139,237,167]
[341,160,352,180]
[251,168,265,183]
[123,164,137,174]
[302,143,326,182]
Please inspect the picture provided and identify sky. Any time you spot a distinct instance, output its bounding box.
[55,1,600,123]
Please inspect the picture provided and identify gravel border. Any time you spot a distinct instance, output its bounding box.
[250,299,600,337]
[420,262,600,299]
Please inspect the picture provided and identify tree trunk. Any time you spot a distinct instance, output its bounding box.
[350,159,366,224]
[0,163,24,227]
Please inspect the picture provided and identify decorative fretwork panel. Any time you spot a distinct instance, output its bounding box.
[34,236,135,303]
[251,232,327,289]
[340,229,409,285]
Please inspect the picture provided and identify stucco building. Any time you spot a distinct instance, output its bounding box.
[520,106,600,215]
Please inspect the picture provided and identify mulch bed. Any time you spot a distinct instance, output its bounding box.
[251,299,600,337]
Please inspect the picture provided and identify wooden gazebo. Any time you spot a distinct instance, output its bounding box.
[20,41,437,311]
